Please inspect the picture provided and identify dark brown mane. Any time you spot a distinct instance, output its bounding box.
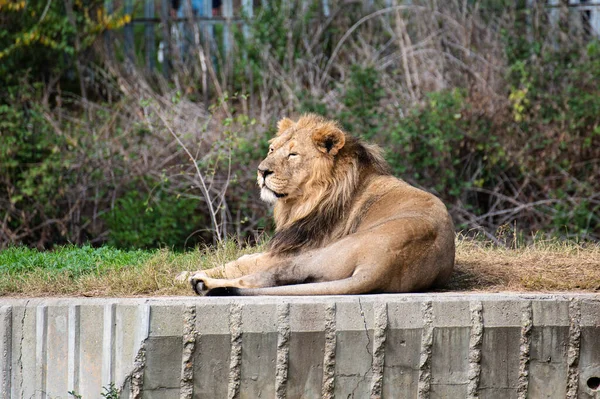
[269,136,390,254]
[347,135,391,176]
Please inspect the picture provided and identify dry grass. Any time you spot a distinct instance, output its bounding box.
[1,237,598,297]
[447,235,600,293]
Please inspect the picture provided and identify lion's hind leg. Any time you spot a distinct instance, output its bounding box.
[201,272,384,296]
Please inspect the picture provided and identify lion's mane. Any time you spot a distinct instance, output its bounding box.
[269,115,391,254]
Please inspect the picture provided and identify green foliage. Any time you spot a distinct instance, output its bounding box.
[324,69,505,202]
[215,110,274,234]
[102,185,205,250]
[386,89,505,200]
[101,383,119,399]
[388,90,471,197]
[1,0,599,246]
[0,0,135,248]
[337,65,385,139]
[1,0,74,83]
[68,391,83,399]
[301,65,385,140]
[0,97,70,202]
[232,0,337,95]
[0,0,127,88]
[0,85,82,246]
[503,38,600,237]
[248,1,320,67]
[299,91,328,117]
[67,384,120,399]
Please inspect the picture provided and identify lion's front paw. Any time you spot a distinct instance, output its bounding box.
[189,271,209,296]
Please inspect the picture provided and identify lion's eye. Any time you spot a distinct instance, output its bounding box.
[268,147,274,154]
[288,153,299,158]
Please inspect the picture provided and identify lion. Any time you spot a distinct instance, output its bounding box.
[186,114,455,296]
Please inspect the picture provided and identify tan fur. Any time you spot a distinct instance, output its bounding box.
[187,114,455,296]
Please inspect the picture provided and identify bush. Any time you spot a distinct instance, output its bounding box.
[102,185,206,249]
[1,0,599,248]
[505,40,600,237]
[0,86,79,247]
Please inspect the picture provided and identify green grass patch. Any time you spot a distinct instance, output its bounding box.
[0,241,262,297]
[0,245,154,276]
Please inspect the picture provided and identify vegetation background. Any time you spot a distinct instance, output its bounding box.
[1,0,599,253]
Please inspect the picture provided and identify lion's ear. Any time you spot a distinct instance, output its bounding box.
[277,117,295,135]
[312,125,345,156]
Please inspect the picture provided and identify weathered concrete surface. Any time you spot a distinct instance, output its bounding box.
[0,293,599,398]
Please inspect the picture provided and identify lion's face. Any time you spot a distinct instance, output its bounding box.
[257,116,345,204]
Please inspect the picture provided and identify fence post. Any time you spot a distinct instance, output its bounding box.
[124,0,134,65]
[559,0,569,34]
[222,0,234,90]
[242,0,253,41]
[160,0,171,79]
[104,0,114,62]
[222,0,233,55]
[242,0,253,116]
[322,0,330,18]
[145,0,156,72]
[200,0,212,108]
[593,4,600,37]
[201,0,214,57]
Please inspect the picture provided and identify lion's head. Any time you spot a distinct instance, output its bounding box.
[257,114,346,205]
[258,114,390,253]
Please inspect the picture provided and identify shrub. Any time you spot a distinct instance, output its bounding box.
[102,185,206,249]
[0,86,80,247]
[1,0,599,248]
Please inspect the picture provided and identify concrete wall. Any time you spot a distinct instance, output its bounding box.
[0,294,599,399]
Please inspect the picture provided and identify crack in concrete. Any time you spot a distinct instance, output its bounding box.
[431,382,469,386]
[348,298,374,399]
[18,300,30,399]
[144,385,177,391]
[358,298,373,358]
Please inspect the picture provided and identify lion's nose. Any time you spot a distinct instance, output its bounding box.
[258,165,273,178]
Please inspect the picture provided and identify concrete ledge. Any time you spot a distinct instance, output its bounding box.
[0,293,599,398]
